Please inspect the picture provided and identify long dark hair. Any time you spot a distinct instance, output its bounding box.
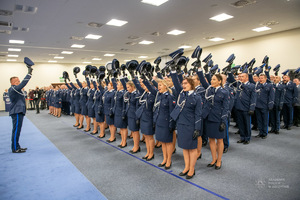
[183,77,195,90]
[213,74,224,88]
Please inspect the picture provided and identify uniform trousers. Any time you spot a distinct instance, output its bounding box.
[255,108,269,136]
[10,113,25,151]
[282,103,293,128]
[270,106,281,131]
[236,110,252,141]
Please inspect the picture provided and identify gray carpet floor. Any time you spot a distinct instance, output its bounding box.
[2,110,300,200]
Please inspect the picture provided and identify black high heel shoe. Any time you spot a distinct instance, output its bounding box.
[146,155,155,161]
[215,161,222,170]
[84,128,91,132]
[207,161,217,167]
[90,131,98,135]
[97,134,105,138]
[158,162,166,167]
[106,138,116,143]
[186,171,195,179]
[129,147,141,154]
[165,162,172,170]
[142,155,148,159]
[77,125,84,129]
[197,153,202,160]
[120,143,127,148]
[73,124,79,127]
[179,170,189,176]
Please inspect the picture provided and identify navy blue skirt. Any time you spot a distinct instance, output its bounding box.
[140,119,154,135]
[155,125,173,143]
[105,114,114,125]
[177,123,197,149]
[88,107,95,118]
[74,104,81,114]
[54,103,62,108]
[114,115,128,128]
[128,116,139,131]
[81,104,88,116]
[95,109,104,122]
[204,119,225,139]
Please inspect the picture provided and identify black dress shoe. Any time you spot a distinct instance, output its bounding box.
[77,125,84,129]
[20,147,27,151]
[274,131,279,134]
[186,171,195,179]
[261,135,267,139]
[97,134,105,138]
[120,143,127,148]
[130,147,141,154]
[251,126,258,131]
[12,149,26,153]
[165,162,172,170]
[207,161,217,167]
[197,153,202,160]
[202,141,207,146]
[287,126,291,130]
[235,130,240,135]
[223,148,228,153]
[146,155,155,161]
[73,124,79,127]
[255,134,262,138]
[158,163,166,167]
[155,144,162,148]
[243,141,250,145]
[142,155,148,159]
[118,144,122,147]
[90,131,98,135]
[173,148,176,154]
[269,130,275,133]
[179,171,189,176]
[106,138,116,143]
[140,139,145,143]
[281,125,287,129]
[237,140,245,143]
[84,128,91,132]
[215,162,222,170]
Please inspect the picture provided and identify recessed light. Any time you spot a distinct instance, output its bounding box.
[9,40,25,44]
[83,61,92,64]
[210,13,234,22]
[139,40,154,45]
[106,19,128,27]
[141,0,168,6]
[85,34,102,39]
[139,56,148,58]
[48,60,57,63]
[124,60,131,62]
[61,51,73,54]
[54,56,64,59]
[178,45,192,49]
[7,59,17,61]
[71,44,85,48]
[252,26,271,32]
[7,54,19,57]
[104,54,115,57]
[8,48,21,52]
[167,29,186,35]
[92,58,102,60]
[209,37,225,42]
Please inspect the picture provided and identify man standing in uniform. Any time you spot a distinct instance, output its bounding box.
[33,86,42,114]
[8,58,33,153]
[293,77,300,127]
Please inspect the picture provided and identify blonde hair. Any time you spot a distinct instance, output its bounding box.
[126,81,136,89]
[156,78,172,94]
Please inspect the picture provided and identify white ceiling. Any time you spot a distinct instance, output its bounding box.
[0,0,299,65]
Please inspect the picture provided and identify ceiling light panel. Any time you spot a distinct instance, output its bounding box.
[92,58,102,60]
[7,54,19,57]
[85,34,102,39]
[167,29,186,35]
[139,40,154,45]
[48,60,57,63]
[8,48,21,52]
[210,13,234,22]
[104,54,115,56]
[54,56,64,59]
[61,51,73,54]
[83,61,91,64]
[9,40,25,44]
[139,56,148,58]
[106,19,128,27]
[209,37,225,42]
[141,0,169,6]
[71,44,85,48]
[252,26,271,32]
[178,45,192,49]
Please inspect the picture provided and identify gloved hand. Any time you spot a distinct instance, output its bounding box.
[219,122,226,132]
[203,65,208,73]
[28,67,33,75]
[146,72,152,80]
[169,128,174,135]
[170,63,176,71]
[192,130,200,140]
[155,65,160,73]
[109,111,114,118]
[122,115,127,121]
[98,110,102,115]
[248,110,254,116]
[136,119,140,126]
[74,74,77,78]
[140,73,146,80]
[129,70,135,79]
[153,123,156,129]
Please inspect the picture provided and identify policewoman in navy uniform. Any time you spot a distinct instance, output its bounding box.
[54,86,62,117]
[103,80,117,143]
[86,78,96,133]
[76,75,89,130]
[202,74,229,170]
[133,77,155,161]
[94,79,106,138]
[170,71,202,179]
[8,60,33,153]
[144,78,176,169]
[123,79,141,153]
[69,82,81,127]
[112,78,128,148]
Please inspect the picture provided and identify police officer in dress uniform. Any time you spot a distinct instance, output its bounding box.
[8,58,33,153]
[170,69,202,179]
[228,72,257,144]
[293,77,300,127]
[94,77,106,138]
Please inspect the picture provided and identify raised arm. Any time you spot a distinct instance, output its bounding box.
[76,79,83,88]
[248,74,256,84]
[197,70,210,89]
[157,72,163,79]
[151,79,158,89]
[120,77,127,91]
[14,74,32,91]
[178,72,184,84]
[111,78,117,90]
[205,72,211,85]
[132,77,144,94]
[69,82,77,90]
[170,71,183,94]
[143,79,157,96]
[65,83,72,90]
[86,77,91,88]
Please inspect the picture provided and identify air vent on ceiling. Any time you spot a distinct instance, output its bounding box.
[0,54,7,57]
[88,22,103,28]
[12,27,29,32]
[260,20,279,27]
[0,30,11,34]
[128,35,140,40]
[0,10,13,16]
[15,5,38,14]
[70,36,84,40]
[126,42,137,46]
[230,0,256,8]
[120,48,129,51]
[0,21,12,27]
[151,32,160,36]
